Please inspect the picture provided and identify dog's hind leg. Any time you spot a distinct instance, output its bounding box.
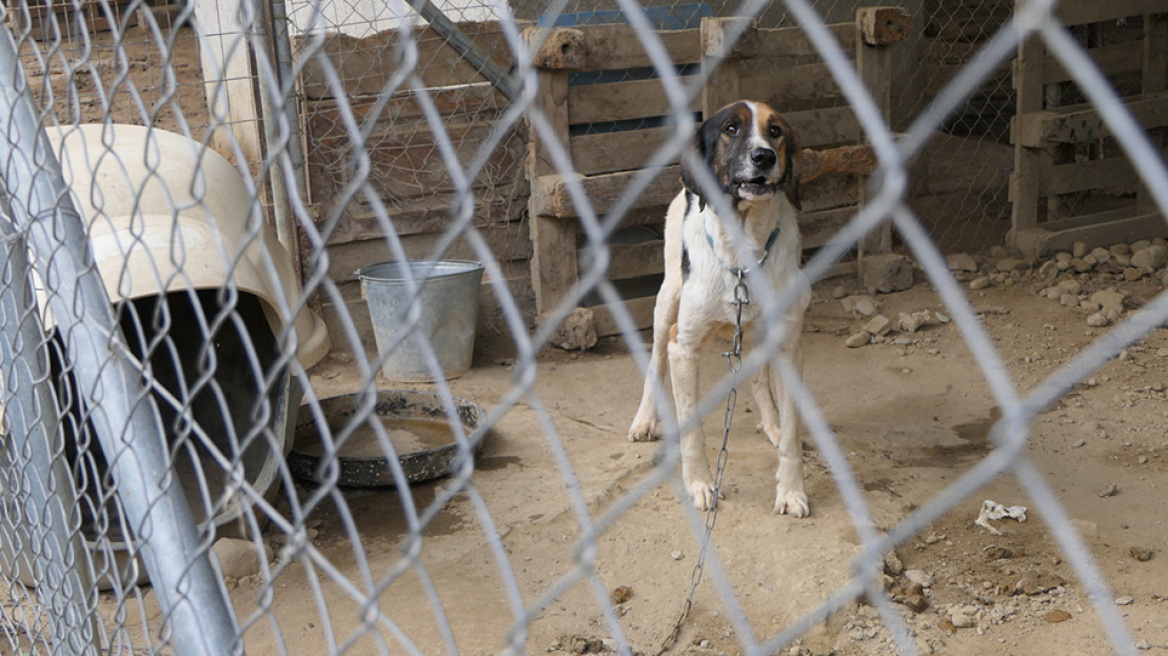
[628,281,680,442]
[670,316,718,511]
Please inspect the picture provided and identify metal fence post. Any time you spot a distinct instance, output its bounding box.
[0,25,242,656]
[0,219,101,654]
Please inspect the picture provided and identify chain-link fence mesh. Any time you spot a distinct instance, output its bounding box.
[1,0,1166,654]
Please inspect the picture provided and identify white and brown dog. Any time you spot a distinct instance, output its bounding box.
[628,100,811,517]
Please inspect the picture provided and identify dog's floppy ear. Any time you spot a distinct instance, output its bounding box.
[782,125,803,211]
[680,115,718,211]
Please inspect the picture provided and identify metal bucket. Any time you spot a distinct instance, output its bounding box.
[359,260,484,382]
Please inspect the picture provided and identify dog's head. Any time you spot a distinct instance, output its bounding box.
[680,100,802,211]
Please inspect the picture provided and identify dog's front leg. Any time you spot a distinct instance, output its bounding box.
[771,344,808,518]
[668,324,718,511]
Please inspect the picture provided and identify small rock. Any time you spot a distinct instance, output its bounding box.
[1071,257,1093,273]
[1090,247,1112,263]
[846,331,872,348]
[1136,639,1152,651]
[552,307,598,351]
[905,569,934,588]
[923,532,944,545]
[990,245,1009,258]
[1129,546,1153,562]
[1124,267,1145,281]
[843,295,881,317]
[610,586,632,605]
[1097,483,1119,497]
[1091,289,1126,314]
[1139,455,1149,464]
[969,277,992,290]
[1131,239,1152,252]
[884,550,904,576]
[1060,293,1079,307]
[898,311,933,333]
[1115,596,1134,606]
[861,253,915,293]
[901,593,929,613]
[1131,244,1168,269]
[213,537,272,580]
[947,252,979,272]
[949,608,977,629]
[1044,609,1072,623]
[831,285,847,299]
[1086,312,1111,327]
[1058,278,1083,294]
[984,546,1015,560]
[670,550,684,561]
[1072,439,1086,448]
[1111,243,1132,256]
[1072,241,1087,258]
[1014,573,1065,595]
[997,257,1027,272]
[864,314,893,336]
[1037,260,1059,279]
[934,311,950,324]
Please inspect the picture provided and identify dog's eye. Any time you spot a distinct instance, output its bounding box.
[769,125,782,138]
[725,123,738,136]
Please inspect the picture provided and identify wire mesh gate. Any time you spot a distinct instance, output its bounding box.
[0,0,1166,655]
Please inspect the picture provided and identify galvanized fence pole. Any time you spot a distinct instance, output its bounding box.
[0,24,242,656]
[0,218,102,654]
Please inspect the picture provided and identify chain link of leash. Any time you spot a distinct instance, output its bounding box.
[655,272,749,656]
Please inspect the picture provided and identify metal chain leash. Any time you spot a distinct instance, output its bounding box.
[655,272,749,655]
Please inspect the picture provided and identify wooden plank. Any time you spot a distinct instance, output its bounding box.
[592,295,657,336]
[738,64,844,109]
[303,85,507,126]
[754,23,856,60]
[578,241,665,281]
[531,69,569,178]
[1042,41,1143,85]
[567,76,699,125]
[784,106,863,148]
[1057,0,1168,26]
[857,6,911,46]
[1011,209,1167,257]
[319,192,523,246]
[569,126,679,175]
[1018,92,1168,146]
[323,222,531,283]
[566,24,702,70]
[306,119,526,205]
[1042,156,1140,196]
[531,168,680,220]
[295,22,516,99]
[800,206,858,250]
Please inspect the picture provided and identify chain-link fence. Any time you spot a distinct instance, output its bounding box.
[1,0,1167,654]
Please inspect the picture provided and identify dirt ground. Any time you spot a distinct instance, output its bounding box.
[210,246,1168,656]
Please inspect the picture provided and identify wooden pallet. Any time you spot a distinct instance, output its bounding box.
[527,7,912,336]
[1009,0,1168,256]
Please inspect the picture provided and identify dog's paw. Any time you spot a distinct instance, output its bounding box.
[774,485,809,518]
[627,416,663,442]
[688,480,721,512]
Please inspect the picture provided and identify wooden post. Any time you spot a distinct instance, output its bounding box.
[1139,12,1168,215]
[855,7,910,259]
[192,0,264,169]
[1009,0,1045,248]
[700,16,753,118]
[527,27,583,318]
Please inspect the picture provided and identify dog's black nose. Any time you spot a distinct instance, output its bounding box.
[751,147,777,169]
